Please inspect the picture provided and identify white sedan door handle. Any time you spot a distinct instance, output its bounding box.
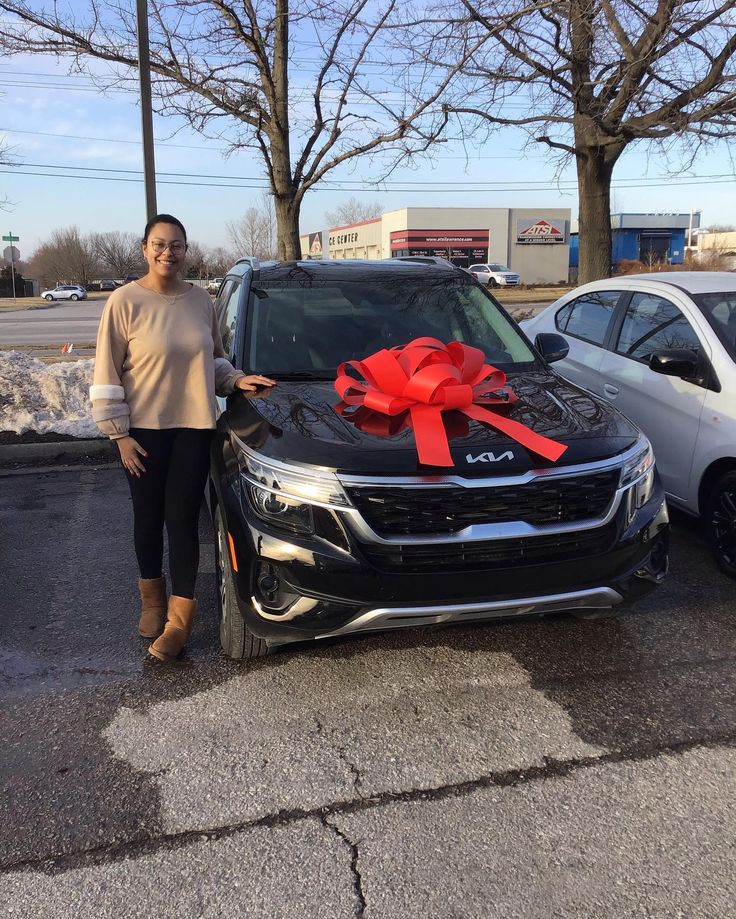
[603,383,619,398]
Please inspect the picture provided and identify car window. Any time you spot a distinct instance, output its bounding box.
[555,291,620,345]
[615,293,700,361]
[215,278,237,322]
[247,275,537,374]
[219,280,242,357]
[691,291,736,361]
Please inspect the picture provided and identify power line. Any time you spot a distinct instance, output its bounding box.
[1,166,733,193]
[0,127,542,160]
[12,160,736,187]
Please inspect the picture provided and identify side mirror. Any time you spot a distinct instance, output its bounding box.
[535,332,569,363]
[649,349,699,379]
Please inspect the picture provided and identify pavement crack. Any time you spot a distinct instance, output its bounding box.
[320,816,366,919]
[314,716,364,797]
[3,729,735,876]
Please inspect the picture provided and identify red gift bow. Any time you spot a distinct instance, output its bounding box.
[334,337,568,467]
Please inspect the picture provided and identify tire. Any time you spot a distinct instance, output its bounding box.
[213,504,270,659]
[488,278,499,288]
[70,294,79,301]
[705,471,736,579]
[44,294,54,301]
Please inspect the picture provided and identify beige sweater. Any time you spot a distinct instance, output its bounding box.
[90,282,245,439]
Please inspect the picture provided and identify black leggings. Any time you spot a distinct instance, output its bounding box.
[124,428,214,599]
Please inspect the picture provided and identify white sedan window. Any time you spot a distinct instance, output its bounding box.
[616,294,700,361]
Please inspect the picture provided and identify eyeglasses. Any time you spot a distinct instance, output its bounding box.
[149,240,186,254]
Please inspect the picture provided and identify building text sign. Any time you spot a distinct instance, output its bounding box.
[516,219,566,245]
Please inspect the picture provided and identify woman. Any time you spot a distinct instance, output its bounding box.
[90,214,275,662]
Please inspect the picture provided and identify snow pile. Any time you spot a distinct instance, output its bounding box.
[0,350,102,438]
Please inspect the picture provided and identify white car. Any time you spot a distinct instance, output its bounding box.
[469,263,520,287]
[207,277,225,294]
[41,284,87,301]
[521,272,736,576]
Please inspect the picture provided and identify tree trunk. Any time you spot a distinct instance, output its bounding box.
[273,192,302,260]
[575,146,617,283]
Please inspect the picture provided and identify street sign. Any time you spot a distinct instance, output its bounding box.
[2,232,20,298]
[3,246,20,261]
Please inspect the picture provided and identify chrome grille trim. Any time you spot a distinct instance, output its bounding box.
[336,449,640,545]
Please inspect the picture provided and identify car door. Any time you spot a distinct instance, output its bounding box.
[215,278,243,414]
[551,289,622,390]
[596,290,708,502]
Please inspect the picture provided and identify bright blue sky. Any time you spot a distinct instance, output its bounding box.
[1,43,735,259]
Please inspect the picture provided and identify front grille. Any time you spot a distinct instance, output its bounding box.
[345,471,619,536]
[360,524,617,573]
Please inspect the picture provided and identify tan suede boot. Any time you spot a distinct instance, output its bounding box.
[148,595,197,662]
[138,576,167,638]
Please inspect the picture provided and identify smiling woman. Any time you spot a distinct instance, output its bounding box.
[89,213,276,663]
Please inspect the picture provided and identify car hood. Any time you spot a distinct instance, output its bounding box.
[224,372,641,476]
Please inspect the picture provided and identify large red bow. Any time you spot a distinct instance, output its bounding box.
[334,337,567,467]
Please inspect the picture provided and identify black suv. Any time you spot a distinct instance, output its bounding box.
[210,259,668,659]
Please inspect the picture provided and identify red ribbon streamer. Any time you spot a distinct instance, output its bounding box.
[334,337,567,467]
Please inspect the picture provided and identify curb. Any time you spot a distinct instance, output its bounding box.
[0,438,116,465]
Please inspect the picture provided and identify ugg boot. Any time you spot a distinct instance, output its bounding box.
[148,595,197,662]
[138,576,167,638]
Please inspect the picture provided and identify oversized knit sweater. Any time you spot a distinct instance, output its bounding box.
[90,282,245,439]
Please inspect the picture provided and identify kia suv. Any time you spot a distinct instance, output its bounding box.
[209,259,668,659]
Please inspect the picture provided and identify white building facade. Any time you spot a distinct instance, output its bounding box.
[301,206,571,284]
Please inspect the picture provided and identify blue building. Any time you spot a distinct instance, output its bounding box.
[569,212,699,275]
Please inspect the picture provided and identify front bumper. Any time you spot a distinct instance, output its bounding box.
[218,478,669,647]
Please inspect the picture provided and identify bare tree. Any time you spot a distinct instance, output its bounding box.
[0,0,483,259]
[227,193,277,260]
[91,231,145,278]
[28,227,100,287]
[428,0,736,282]
[324,196,383,227]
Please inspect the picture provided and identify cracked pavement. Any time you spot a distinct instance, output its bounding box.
[0,466,735,917]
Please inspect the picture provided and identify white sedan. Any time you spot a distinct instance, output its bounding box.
[521,272,736,577]
[41,285,88,301]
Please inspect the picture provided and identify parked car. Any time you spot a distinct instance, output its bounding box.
[207,258,668,659]
[521,272,736,576]
[393,255,456,267]
[208,277,225,295]
[40,285,87,301]
[469,263,521,287]
[99,279,117,291]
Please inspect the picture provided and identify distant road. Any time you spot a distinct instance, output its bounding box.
[0,296,551,348]
[0,299,106,345]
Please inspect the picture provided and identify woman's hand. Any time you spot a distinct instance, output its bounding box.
[117,436,148,477]
[235,374,277,393]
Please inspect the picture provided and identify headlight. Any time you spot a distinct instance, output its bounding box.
[238,449,351,508]
[249,486,314,535]
[621,438,656,522]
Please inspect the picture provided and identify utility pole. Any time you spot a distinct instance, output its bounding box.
[2,231,20,299]
[136,0,157,221]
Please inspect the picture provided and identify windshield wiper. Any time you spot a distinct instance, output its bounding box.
[263,371,336,381]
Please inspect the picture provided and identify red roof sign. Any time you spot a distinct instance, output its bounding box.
[516,219,566,244]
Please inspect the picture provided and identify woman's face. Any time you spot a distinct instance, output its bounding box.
[142,221,187,281]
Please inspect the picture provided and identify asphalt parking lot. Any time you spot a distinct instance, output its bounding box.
[0,462,734,918]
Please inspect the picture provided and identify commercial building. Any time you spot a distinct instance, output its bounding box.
[301,206,572,285]
[569,213,699,276]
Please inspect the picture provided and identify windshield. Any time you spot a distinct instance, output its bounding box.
[691,291,736,361]
[246,274,537,376]
[489,264,511,272]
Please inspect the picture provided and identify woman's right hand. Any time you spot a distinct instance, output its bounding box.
[117,436,148,477]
